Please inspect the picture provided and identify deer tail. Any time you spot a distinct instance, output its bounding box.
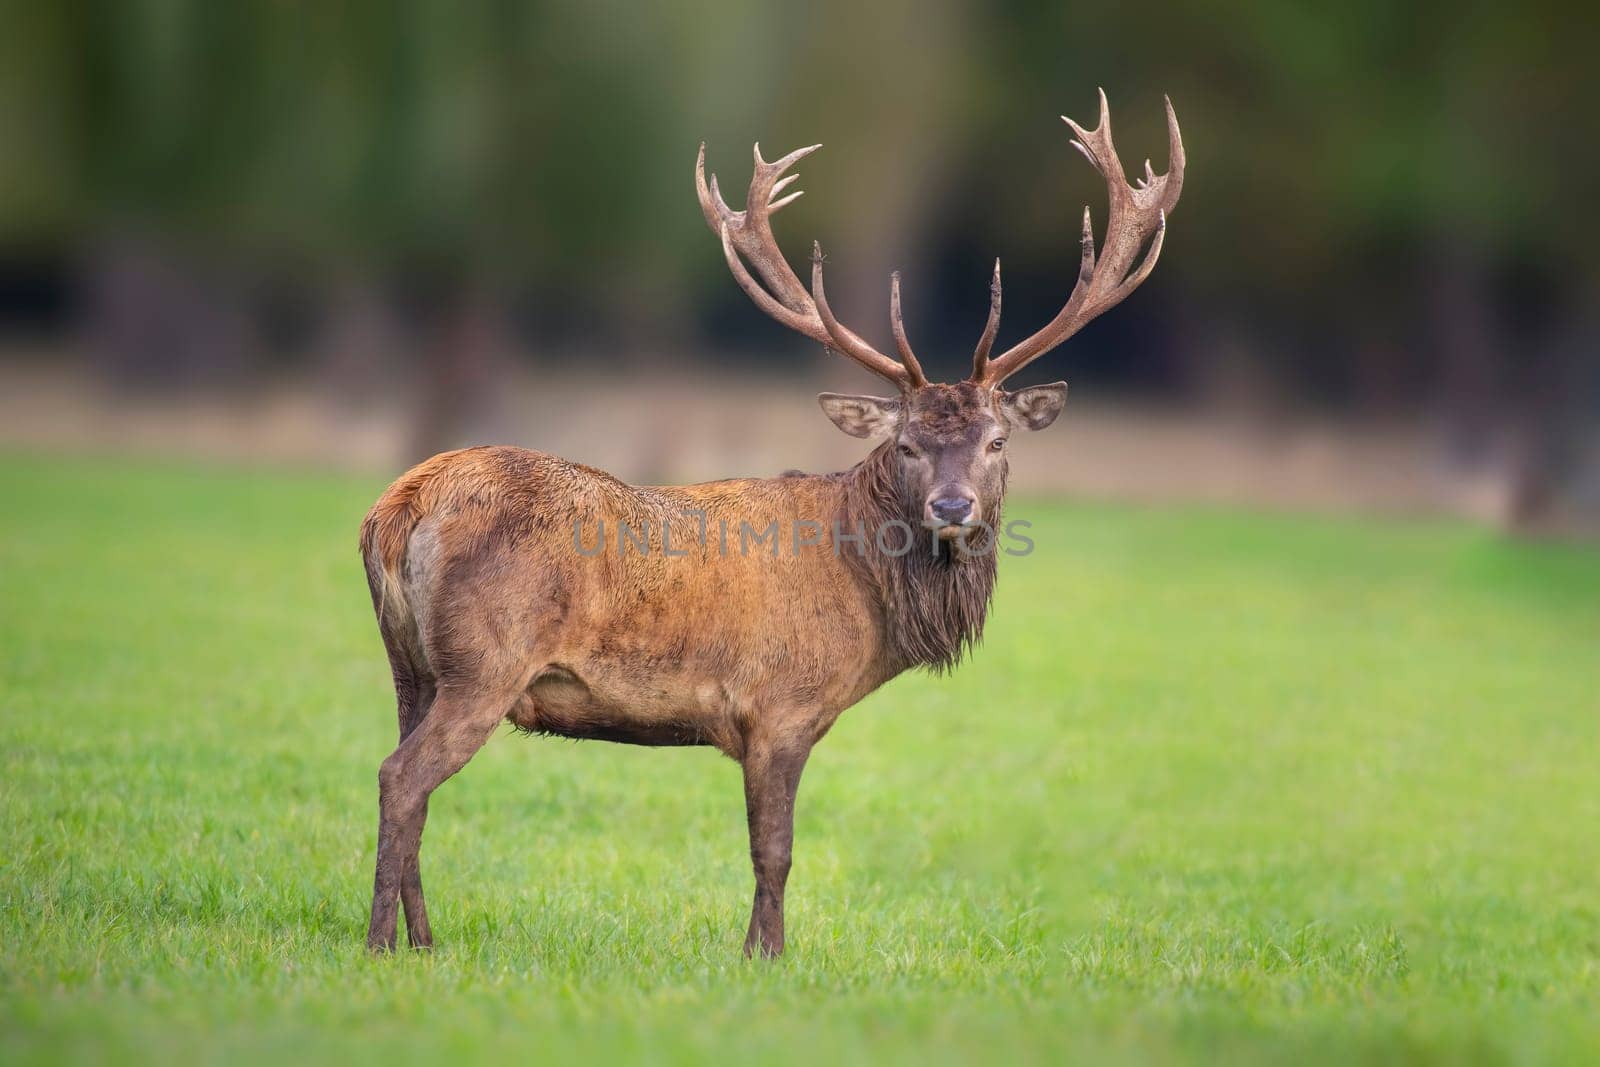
[360,452,462,624]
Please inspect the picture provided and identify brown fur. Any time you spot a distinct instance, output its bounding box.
[360,382,1059,958]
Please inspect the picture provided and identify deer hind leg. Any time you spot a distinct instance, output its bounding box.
[367,681,513,952]
[379,630,439,949]
[740,736,812,958]
[397,676,437,948]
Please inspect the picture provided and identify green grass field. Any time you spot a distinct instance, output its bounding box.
[2,453,1597,1065]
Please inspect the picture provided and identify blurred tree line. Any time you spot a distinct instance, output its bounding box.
[1,1,1597,522]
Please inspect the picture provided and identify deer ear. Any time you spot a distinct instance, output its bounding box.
[817,393,903,439]
[999,382,1068,431]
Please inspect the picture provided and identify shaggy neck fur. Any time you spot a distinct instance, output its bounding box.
[839,442,1001,674]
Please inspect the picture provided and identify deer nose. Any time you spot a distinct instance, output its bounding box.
[930,495,975,525]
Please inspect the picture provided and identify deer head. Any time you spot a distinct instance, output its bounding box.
[697,91,1185,540]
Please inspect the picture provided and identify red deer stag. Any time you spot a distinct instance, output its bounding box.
[361,91,1184,956]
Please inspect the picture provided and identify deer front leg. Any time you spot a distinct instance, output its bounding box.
[740,736,810,958]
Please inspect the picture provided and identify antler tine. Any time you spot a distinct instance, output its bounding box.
[698,140,915,391]
[768,173,802,211]
[975,93,1184,386]
[888,272,928,388]
[811,243,914,387]
[697,141,821,314]
[1062,87,1125,188]
[1163,95,1186,200]
[970,259,1003,381]
[1114,209,1167,298]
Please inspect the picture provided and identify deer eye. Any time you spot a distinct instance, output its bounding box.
[989,438,1007,451]
[898,444,917,459]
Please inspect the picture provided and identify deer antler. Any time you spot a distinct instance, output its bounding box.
[697,142,926,391]
[972,91,1184,387]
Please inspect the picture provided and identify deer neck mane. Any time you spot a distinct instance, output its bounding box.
[840,442,999,674]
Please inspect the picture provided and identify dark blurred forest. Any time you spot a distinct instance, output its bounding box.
[1,1,1597,527]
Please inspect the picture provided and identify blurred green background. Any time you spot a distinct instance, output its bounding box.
[1,1,1597,528]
